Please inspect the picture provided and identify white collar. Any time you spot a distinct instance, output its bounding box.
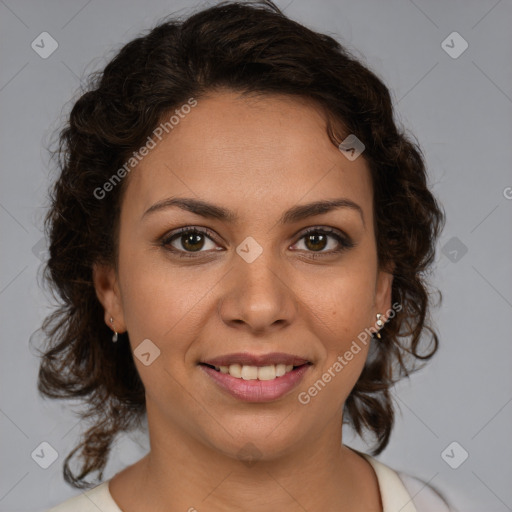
[360,452,418,512]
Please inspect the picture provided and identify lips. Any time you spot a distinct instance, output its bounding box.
[199,361,311,402]
[198,351,312,401]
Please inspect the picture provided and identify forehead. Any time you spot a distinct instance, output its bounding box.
[122,91,373,222]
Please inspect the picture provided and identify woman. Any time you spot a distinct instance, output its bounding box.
[39,1,450,510]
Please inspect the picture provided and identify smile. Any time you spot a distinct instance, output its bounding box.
[203,363,297,381]
[199,360,312,402]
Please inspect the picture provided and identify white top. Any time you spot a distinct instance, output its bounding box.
[46,454,452,511]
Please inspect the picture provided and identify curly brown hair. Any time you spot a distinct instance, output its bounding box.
[36,0,445,489]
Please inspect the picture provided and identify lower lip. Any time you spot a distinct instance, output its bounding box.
[199,364,311,402]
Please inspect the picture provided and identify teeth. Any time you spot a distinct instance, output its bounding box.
[257,365,276,381]
[215,363,296,380]
[275,364,287,377]
[228,363,242,378]
[241,365,258,380]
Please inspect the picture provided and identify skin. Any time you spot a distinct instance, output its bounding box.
[93,90,393,512]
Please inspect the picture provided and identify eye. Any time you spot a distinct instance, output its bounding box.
[291,227,355,257]
[160,226,355,259]
[161,227,220,258]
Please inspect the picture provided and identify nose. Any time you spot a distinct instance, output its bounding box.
[218,250,298,335]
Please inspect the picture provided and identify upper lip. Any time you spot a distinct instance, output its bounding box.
[201,352,311,367]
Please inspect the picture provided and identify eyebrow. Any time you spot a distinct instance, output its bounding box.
[142,197,365,227]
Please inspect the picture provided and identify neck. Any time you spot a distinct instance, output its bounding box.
[118,403,381,512]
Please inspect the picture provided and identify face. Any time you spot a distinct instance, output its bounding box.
[94,90,393,462]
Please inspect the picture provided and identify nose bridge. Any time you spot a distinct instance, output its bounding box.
[219,240,297,331]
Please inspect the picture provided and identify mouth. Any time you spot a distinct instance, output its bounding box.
[199,362,310,381]
[198,352,312,402]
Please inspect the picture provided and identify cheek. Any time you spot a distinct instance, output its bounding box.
[120,268,202,340]
[116,254,208,401]
[117,244,222,365]
[117,243,181,339]
[306,264,377,398]
[308,286,374,408]
[313,267,376,346]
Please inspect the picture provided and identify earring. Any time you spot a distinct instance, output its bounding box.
[110,316,118,343]
[375,313,384,339]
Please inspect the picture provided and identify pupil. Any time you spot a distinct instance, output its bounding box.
[183,233,204,251]
[306,233,326,251]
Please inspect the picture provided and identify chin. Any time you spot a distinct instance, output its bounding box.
[201,420,307,463]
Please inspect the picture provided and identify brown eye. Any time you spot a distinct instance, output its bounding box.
[161,227,219,257]
[178,231,206,252]
[292,227,355,256]
[304,232,328,251]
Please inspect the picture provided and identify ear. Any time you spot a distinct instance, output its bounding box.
[92,262,126,334]
[374,262,395,322]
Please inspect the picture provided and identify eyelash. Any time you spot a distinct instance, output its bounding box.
[160,226,355,259]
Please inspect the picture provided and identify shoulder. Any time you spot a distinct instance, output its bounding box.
[397,471,453,512]
[46,481,122,512]
[361,453,453,512]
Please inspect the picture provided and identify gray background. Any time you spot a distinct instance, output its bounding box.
[1,0,511,510]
